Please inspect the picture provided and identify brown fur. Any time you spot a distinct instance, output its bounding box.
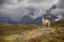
[42,17,50,28]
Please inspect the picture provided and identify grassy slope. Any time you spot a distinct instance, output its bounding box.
[0,24,38,35]
[0,23,38,42]
[51,20,64,27]
[0,20,64,42]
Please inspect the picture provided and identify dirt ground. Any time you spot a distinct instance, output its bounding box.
[4,27,55,42]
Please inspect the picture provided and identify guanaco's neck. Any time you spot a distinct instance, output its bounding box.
[42,16,44,20]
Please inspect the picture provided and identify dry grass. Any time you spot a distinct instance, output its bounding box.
[0,20,64,42]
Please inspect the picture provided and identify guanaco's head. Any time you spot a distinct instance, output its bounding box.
[42,16,44,19]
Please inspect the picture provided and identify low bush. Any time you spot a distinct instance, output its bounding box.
[49,38,58,42]
[41,39,49,42]
[58,34,64,40]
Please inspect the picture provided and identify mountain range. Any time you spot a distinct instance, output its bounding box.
[0,5,64,24]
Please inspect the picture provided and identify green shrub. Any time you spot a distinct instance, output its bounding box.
[56,29,60,33]
[58,34,64,40]
[50,38,58,42]
[41,39,49,42]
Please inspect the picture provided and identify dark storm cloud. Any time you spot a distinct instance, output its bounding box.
[28,0,52,3]
[56,0,64,8]
[50,0,64,20]
[0,0,22,5]
[28,0,45,3]
[0,0,62,21]
[0,0,14,5]
[0,0,7,4]
[17,0,23,2]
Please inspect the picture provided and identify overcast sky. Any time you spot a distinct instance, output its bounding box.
[0,0,64,20]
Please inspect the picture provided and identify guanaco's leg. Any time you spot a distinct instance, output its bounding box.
[48,22,50,28]
[43,23,45,28]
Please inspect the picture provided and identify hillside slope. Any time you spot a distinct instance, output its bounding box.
[51,20,64,27]
[0,20,64,42]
